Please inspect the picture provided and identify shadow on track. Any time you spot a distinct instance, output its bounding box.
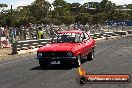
[30,65,72,70]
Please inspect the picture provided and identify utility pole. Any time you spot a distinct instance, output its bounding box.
[0,27,1,49]
[46,0,49,38]
[11,5,13,34]
[0,7,2,49]
[46,1,49,19]
[11,5,18,54]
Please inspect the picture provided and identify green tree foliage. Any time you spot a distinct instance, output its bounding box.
[30,0,50,23]
[62,15,75,25]
[69,3,81,14]
[52,0,70,16]
[0,0,132,27]
[92,13,107,24]
[0,4,8,8]
[107,10,130,21]
[76,13,93,25]
[99,0,116,13]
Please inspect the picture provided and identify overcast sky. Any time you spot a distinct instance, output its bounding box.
[0,0,132,9]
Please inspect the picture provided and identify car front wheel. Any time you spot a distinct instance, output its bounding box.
[87,49,94,61]
[74,55,82,68]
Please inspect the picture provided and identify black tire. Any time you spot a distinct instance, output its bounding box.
[39,61,47,68]
[74,55,82,68]
[87,49,94,61]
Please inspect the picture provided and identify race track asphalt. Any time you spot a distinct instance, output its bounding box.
[0,36,132,88]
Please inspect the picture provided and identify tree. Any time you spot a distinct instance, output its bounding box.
[0,10,11,27]
[92,13,106,24]
[1,0,132,27]
[52,0,69,16]
[0,4,8,8]
[107,10,130,21]
[30,0,51,23]
[76,13,92,25]
[62,15,75,25]
[99,0,116,13]
[69,3,81,14]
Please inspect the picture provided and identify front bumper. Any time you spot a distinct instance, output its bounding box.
[36,57,77,65]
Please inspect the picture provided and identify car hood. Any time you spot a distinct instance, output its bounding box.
[37,43,76,52]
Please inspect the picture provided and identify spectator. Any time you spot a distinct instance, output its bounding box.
[38,27,43,39]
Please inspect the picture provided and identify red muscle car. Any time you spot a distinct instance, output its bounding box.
[37,30,96,68]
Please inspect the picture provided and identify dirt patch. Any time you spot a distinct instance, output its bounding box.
[0,48,36,61]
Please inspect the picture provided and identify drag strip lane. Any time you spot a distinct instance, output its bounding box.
[0,37,132,88]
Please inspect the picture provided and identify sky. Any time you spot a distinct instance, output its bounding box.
[0,0,132,9]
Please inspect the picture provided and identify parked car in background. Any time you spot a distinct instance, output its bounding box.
[36,30,96,68]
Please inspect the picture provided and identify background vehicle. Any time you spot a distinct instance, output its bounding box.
[37,30,96,68]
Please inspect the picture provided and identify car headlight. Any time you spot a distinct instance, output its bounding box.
[67,52,73,57]
[38,52,42,57]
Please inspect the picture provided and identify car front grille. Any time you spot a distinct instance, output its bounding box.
[41,52,69,57]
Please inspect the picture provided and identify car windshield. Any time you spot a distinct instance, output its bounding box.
[52,33,79,43]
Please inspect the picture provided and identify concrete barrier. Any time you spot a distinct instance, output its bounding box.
[16,30,132,52]
[101,32,115,38]
[127,30,132,34]
[95,33,102,38]
[90,34,97,39]
[103,32,117,36]
[16,39,51,51]
[114,31,127,36]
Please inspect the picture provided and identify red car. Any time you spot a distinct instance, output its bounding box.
[37,30,96,68]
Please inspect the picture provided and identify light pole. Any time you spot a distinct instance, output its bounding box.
[0,27,1,49]
[45,0,49,38]
[0,11,1,49]
[0,5,4,49]
[11,5,18,54]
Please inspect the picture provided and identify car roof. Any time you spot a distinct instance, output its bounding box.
[57,30,83,34]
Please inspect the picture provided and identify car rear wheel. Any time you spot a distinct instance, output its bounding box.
[39,61,47,68]
[74,55,82,68]
[87,49,94,61]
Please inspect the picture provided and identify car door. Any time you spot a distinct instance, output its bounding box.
[74,33,85,57]
[79,33,88,57]
[83,32,92,55]
[83,32,93,54]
